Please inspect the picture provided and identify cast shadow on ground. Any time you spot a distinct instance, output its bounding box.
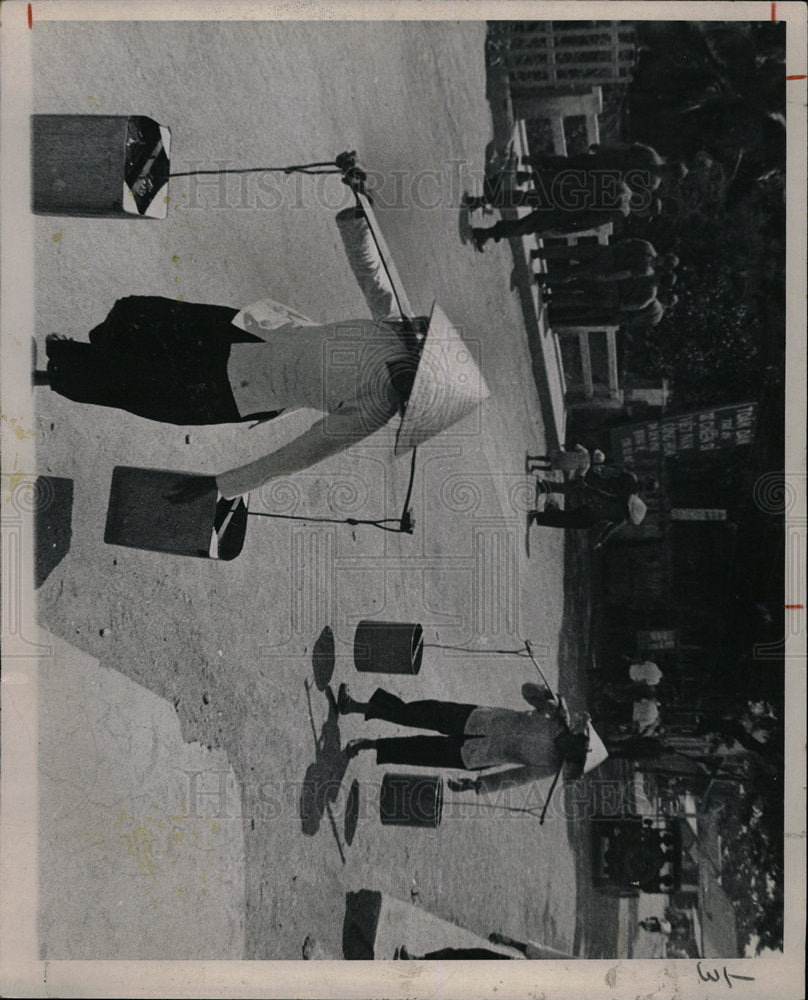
[34,476,74,589]
[299,671,350,864]
[556,530,623,958]
[312,625,335,691]
[342,889,381,959]
[344,779,360,847]
[479,36,564,453]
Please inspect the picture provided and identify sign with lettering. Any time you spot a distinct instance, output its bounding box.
[637,629,677,651]
[670,508,728,521]
[610,403,756,467]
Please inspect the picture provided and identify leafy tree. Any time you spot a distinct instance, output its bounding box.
[630,22,786,204]
[623,169,784,411]
[716,782,784,952]
[623,27,787,951]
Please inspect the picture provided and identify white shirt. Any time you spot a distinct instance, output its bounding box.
[217,211,408,499]
[218,322,405,498]
[629,660,662,685]
[462,702,567,773]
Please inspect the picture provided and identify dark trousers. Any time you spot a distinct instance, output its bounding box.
[47,296,282,426]
[365,688,477,769]
[530,508,600,529]
[548,305,623,326]
[542,481,591,497]
[482,166,628,211]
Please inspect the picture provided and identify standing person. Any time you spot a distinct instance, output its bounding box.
[527,488,648,547]
[547,273,661,325]
[536,241,678,285]
[540,469,655,509]
[465,144,686,211]
[337,682,603,789]
[471,184,634,253]
[33,210,415,496]
[547,291,670,330]
[526,142,688,194]
[586,463,648,490]
[597,681,658,705]
[527,444,605,479]
[34,205,487,501]
[463,156,624,213]
[628,659,663,686]
[547,273,658,313]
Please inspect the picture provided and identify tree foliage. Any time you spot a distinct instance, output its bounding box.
[621,22,786,410]
[623,164,784,410]
[630,21,786,201]
[623,23,786,952]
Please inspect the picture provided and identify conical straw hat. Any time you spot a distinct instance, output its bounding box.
[583,721,609,774]
[628,495,648,526]
[395,302,489,454]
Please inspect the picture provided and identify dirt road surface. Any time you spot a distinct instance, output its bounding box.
[31,20,578,960]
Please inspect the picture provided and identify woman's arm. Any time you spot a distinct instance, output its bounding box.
[216,400,395,499]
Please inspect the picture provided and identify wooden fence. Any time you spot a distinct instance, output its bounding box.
[503,21,636,96]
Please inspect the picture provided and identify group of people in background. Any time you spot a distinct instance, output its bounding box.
[593,656,665,737]
[638,911,696,959]
[464,140,683,330]
[535,239,679,330]
[526,444,657,549]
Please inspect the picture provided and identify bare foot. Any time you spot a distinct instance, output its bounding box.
[345,738,372,759]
